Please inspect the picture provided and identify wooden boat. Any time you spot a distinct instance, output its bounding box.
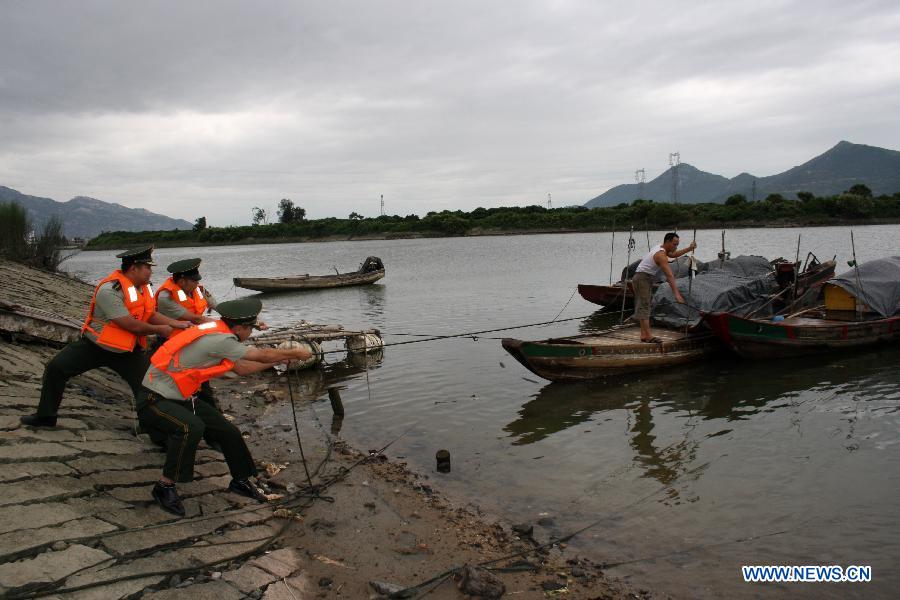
[703,311,900,359]
[234,257,385,293]
[577,258,835,311]
[507,255,837,381]
[502,325,718,382]
[577,283,636,310]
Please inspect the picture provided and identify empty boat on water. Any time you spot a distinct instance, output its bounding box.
[234,256,385,293]
[502,325,717,382]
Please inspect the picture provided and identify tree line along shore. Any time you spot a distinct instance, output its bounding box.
[80,186,900,249]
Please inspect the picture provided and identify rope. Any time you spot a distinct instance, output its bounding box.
[285,367,314,490]
[543,287,578,326]
[303,314,595,357]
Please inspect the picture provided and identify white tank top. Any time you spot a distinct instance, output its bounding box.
[636,244,666,277]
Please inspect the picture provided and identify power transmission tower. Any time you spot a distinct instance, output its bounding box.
[751,180,757,203]
[668,152,680,204]
[547,193,552,209]
[634,168,646,200]
[380,194,384,216]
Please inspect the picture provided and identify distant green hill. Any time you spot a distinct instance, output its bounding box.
[586,141,900,207]
[0,186,192,239]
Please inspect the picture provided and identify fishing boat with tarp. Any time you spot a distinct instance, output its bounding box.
[578,256,694,310]
[503,255,836,382]
[233,256,385,293]
[704,256,900,358]
[578,253,835,311]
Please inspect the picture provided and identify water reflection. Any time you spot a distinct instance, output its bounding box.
[357,285,386,322]
[629,397,697,489]
[282,353,385,404]
[324,352,384,381]
[578,309,624,333]
[505,345,900,493]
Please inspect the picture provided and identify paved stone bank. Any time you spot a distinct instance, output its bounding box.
[0,335,308,599]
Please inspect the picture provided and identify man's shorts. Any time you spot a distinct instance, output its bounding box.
[632,272,654,320]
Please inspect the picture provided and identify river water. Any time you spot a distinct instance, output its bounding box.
[65,225,900,598]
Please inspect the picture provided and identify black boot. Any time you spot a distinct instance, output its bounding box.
[20,414,57,428]
[152,482,185,517]
[228,478,268,503]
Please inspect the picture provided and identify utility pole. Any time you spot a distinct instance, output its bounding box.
[634,168,646,200]
[669,152,680,204]
[547,193,552,210]
[380,194,384,216]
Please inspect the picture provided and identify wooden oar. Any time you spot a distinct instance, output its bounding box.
[784,304,825,320]
[619,226,635,325]
[608,217,616,285]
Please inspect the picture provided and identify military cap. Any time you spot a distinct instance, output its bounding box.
[217,297,262,325]
[167,258,202,280]
[116,246,156,266]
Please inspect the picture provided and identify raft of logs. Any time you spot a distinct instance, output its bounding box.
[248,321,384,369]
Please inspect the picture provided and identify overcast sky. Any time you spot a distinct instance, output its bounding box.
[1,0,898,225]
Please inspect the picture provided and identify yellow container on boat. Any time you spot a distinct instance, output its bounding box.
[824,283,870,312]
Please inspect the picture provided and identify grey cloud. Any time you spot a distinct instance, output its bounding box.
[1,0,898,224]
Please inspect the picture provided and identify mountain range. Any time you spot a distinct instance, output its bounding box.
[0,186,192,239]
[585,141,900,207]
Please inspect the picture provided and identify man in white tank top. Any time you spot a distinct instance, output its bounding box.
[632,232,696,342]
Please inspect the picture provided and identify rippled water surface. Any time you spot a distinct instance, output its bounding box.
[66,225,900,598]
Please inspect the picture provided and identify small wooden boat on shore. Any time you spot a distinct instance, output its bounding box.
[234,257,385,293]
[502,325,718,382]
[703,311,900,359]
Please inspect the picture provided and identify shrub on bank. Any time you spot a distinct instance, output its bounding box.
[0,202,68,271]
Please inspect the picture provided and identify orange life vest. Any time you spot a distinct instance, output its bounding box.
[155,277,209,316]
[81,270,156,352]
[149,320,236,399]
